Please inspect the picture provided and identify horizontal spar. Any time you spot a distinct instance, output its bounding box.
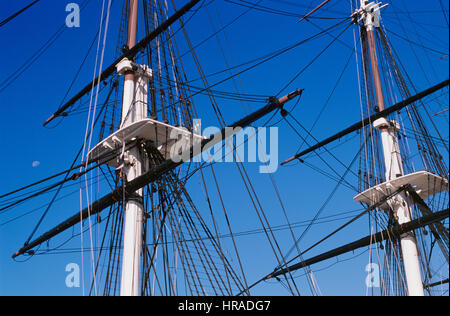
[268,208,449,279]
[43,0,202,127]
[13,90,303,258]
[425,278,449,289]
[281,79,449,165]
[298,0,330,23]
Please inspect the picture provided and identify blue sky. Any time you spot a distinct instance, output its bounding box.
[0,0,448,296]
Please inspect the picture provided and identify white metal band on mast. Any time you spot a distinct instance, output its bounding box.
[355,1,425,296]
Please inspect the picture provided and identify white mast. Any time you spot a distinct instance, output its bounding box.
[354,0,425,296]
[118,0,151,296]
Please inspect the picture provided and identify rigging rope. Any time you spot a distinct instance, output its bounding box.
[0,0,40,28]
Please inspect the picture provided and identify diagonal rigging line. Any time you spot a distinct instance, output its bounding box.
[276,20,353,96]
[181,10,352,89]
[283,114,359,192]
[175,13,318,294]
[13,90,301,258]
[184,18,347,85]
[175,182,238,295]
[275,142,364,270]
[0,0,92,93]
[163,179,224,294]
[224,0,304,18]
[178,0,265,60]
[296,48,355,154]
[199,164,250,293]
[377,27,450,156]
[386,28,448,56]
[288,113,361,181]
[271,209,450,280]
[167,18,352,110]
[236,185,411,296]
[27,208,368,254]
[0,84,118,211]
[22,85,116,246]
[0,0,40,27]
[439,0,449,27]
[279,186,409,271]
[42,0,204,127]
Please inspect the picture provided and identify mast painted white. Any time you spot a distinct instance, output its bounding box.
[356,0,425,296]
[372,118,425,296]
[119,0,148,296]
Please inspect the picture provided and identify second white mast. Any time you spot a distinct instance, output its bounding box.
[354,0,425,296]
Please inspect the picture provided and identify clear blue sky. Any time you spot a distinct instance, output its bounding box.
[0,0,448,296]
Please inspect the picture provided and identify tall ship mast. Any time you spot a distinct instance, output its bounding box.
[0,0,448,296]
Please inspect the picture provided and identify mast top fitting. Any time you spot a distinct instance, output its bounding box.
[373,117,400,131]
[116,58,153,79]
[353,1,388,31]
